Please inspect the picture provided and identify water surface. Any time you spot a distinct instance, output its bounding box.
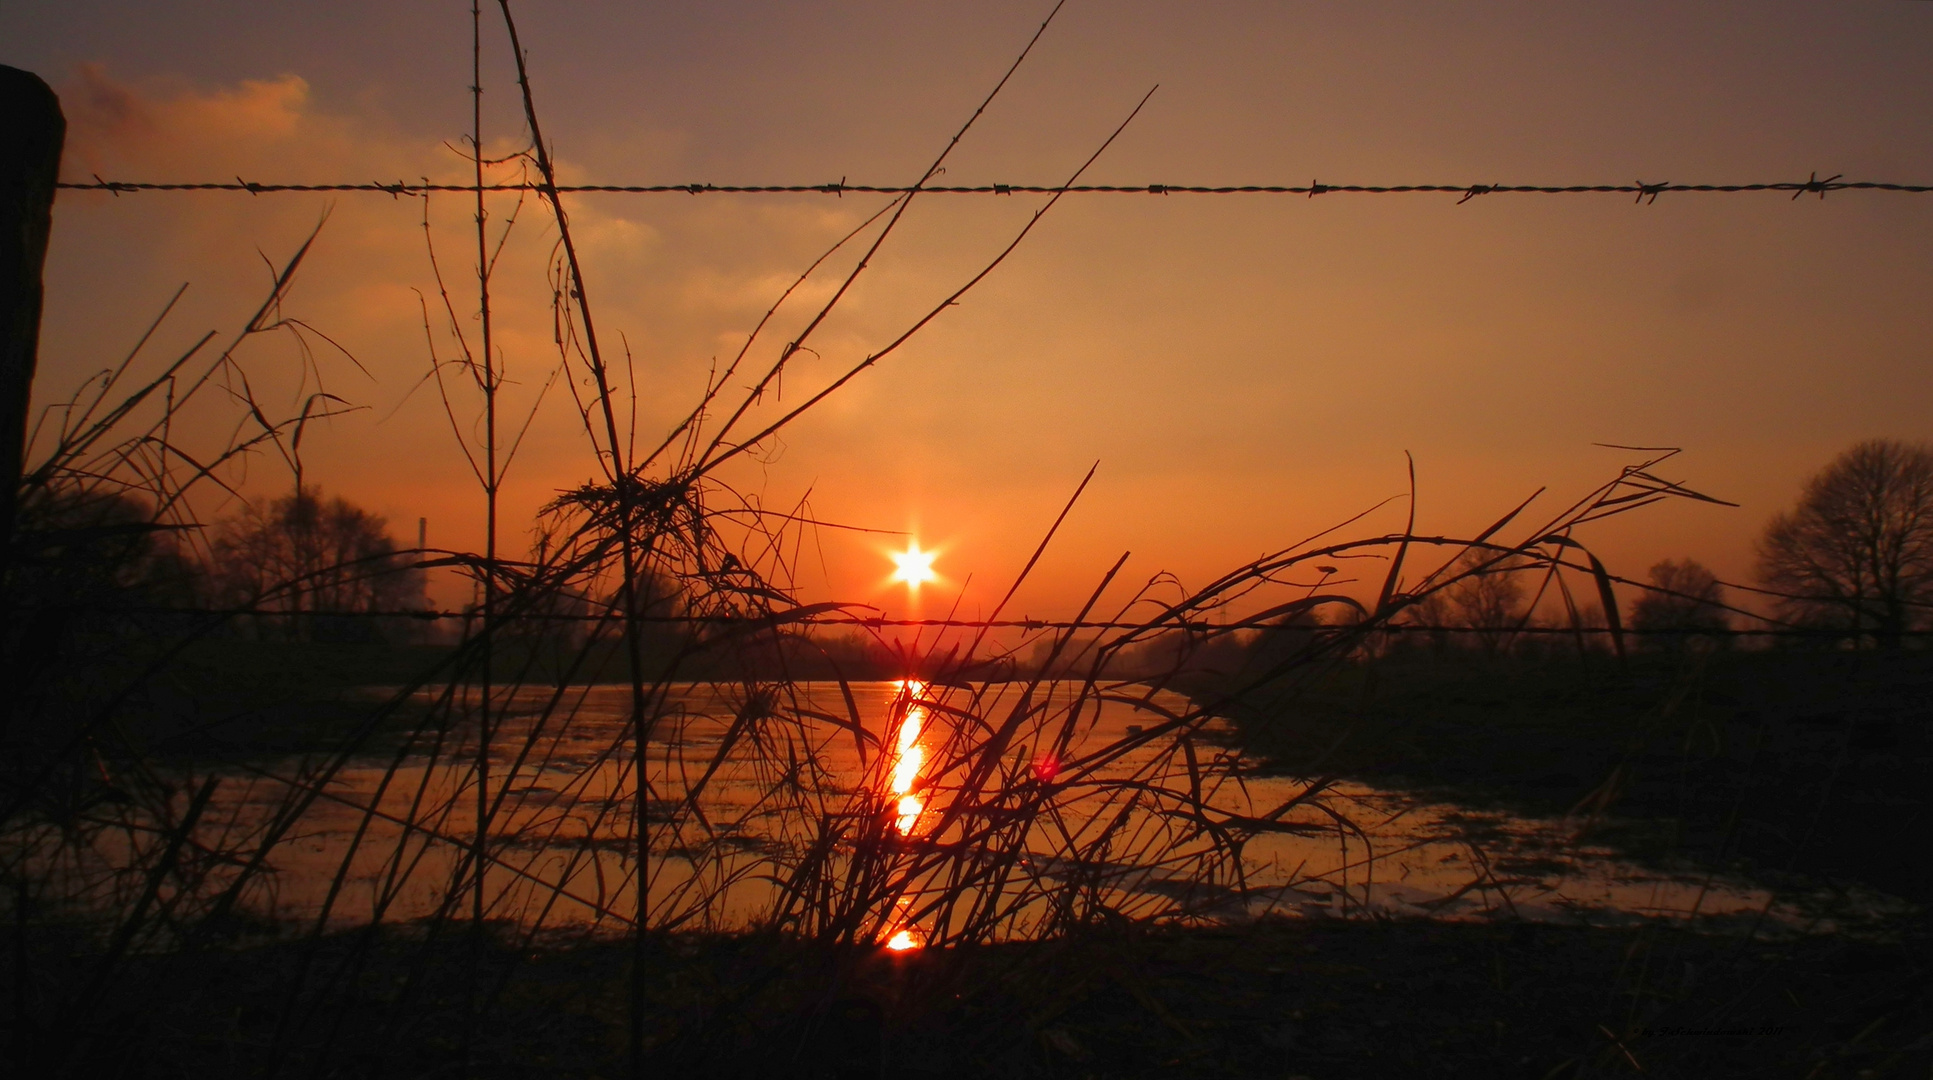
[191,680,1909,939]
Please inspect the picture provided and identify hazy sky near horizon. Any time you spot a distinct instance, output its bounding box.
[5,1,1931,618]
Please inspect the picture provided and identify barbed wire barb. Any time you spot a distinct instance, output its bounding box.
[1794,171,1843,200]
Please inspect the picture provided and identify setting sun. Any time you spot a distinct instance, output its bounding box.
[888,541,939,590]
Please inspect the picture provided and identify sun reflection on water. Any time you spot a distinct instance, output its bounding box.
[882,680,932,950]
[887,679,929,836]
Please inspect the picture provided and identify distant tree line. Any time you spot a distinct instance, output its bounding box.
[10,483,425,644]
[19,438,1927,665]
[1386,437,1933,657]
[1096,437,1930,670]
[205,486,426,642]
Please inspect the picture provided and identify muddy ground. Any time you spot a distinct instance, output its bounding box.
[9,915,1930,1079]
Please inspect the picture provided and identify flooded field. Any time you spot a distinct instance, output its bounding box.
[84,679,1883,943]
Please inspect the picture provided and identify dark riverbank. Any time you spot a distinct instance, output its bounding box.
[16,918,1930,1078]
[1209,649,1933,909]
[84,636,881,760]
[102,636,932,759]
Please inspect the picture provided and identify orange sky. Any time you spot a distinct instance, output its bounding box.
[6,1,1932,620]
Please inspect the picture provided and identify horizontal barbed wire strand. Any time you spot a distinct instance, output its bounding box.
[52,176,1933,198]
[77,605,1933,636]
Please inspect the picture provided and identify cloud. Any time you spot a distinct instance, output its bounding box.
[63,65,331,180]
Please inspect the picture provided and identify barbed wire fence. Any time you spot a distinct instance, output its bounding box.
[55,173,1933,200]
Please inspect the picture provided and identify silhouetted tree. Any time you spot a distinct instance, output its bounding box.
[207,486,424,641]
[1407,550,1530,658]
[1756,439,1933,649]
[1629,557,1729,651]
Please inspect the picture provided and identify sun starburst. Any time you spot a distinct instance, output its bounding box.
[889,541,938,590]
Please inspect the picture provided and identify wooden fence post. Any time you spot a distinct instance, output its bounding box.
[0,65,65,550]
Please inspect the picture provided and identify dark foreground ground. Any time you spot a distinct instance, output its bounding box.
[12,917,1931,1079]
